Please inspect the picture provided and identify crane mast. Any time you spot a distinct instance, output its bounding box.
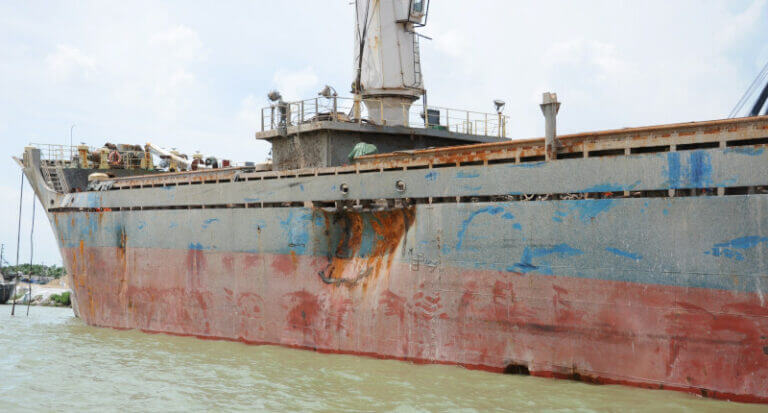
[353,0,429,126]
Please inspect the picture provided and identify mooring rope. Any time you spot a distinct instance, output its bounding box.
[26,196,36,316]
[11,173,24,316]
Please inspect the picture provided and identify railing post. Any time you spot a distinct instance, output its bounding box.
[300,101,305,123]
[466,112,471,134]
[270,106,275,129]
[286,104,292,126]
[261,108,265,131]
[484,113,488,136]
[315,98,319,121]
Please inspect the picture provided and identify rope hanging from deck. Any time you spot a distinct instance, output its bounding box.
[11,172,23,315]
[26,195,36,316]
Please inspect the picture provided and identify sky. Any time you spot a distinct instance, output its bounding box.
[1,0,767,266]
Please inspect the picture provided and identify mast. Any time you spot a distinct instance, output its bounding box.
[353,0,429,126]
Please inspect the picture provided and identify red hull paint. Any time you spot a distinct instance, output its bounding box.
[65,245,768,403]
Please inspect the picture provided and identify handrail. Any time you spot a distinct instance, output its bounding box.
[260,96,509,139]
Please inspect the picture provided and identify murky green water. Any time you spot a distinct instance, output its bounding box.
[0,305,762,412]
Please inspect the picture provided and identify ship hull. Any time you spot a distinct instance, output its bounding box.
[54,197,768,403]
[20,124,768,403]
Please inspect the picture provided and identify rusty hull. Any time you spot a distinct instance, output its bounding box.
[19,115,768,403]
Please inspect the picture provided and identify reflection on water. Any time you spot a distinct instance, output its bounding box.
[0,305,762,412]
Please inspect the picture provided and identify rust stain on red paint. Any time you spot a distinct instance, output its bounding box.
[316,206,414,287]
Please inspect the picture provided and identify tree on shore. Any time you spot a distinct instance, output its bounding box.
[3,264,66,278]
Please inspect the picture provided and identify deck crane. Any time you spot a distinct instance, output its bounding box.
[353,0,430,126]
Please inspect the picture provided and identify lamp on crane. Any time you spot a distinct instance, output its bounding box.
[494,100,506,139]
[318,85,339,118]
[268,90,287,127]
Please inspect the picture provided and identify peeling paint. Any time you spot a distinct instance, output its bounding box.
[456,171,480,179]
[705,236,768,261]
[456,206,505,250]
[606,247,642,261]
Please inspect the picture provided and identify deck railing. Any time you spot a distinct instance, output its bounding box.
[29,143,82,163]
[260,96,509,139]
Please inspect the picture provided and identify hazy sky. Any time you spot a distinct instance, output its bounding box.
[1,0,766,265]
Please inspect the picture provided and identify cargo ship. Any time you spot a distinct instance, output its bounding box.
[16,0,768,403]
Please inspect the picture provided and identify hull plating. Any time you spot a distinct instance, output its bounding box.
[54,197,768,403]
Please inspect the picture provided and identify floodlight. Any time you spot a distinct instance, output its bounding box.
[318,85,338,98]
[268,90,283,102]
[494,99,506,114]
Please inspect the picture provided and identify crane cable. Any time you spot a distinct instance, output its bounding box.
[353,0,374,94]
[26,196,36,316]
[10,173,24,316]
[729,59,768,118]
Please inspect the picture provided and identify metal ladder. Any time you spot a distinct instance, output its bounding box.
[41,165,69,193]
[412,34,422,87]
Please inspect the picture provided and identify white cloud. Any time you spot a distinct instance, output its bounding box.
[543,39,627,83]
[149,25,206,62]
[237,94,261,127]
[272,66,319,101]
[45,45,96,82]
[104,24,208,121]
[432,30,469,59]
[716,0,767,50]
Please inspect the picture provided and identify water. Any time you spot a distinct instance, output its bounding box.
[0,306,763,412]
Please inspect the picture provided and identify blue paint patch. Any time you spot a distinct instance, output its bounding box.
[662,209,669,216]
[501,212,515,220]
[137,221,146,230]
[161,186,176,191]
[202,218,219,229]
[531,244,583,258]
[424,171,438,181]
[686,151,712,188]
[566,199,616,222]
[582,181,641,193]
[86,192,101,208]
[456,170,480,179]
[244,198,260,203]
[299,184,305,192]
[508,244,582,274]
[606,247,642,261]
[189,242,207,250]
[280,210,311,254]
[664,152,682,188]
[664,151,712,188]
[462,185,482,191]
[507,162,545,168]
[552,217,563,223]
[717,177,738,186]
[705,236,768,261]
[512,223,522,230]
[456,206,505,250]
[724,146,764,156]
